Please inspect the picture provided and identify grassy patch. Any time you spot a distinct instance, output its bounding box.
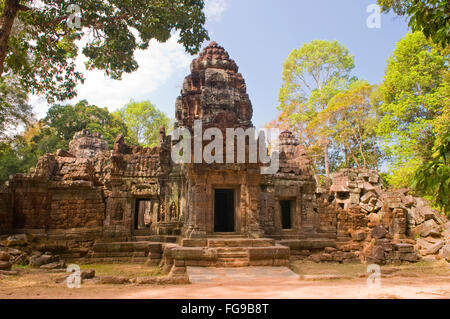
[291,260,450,278]
[78,263,164,279]
[291,261,367,277]
[12,264,30,271]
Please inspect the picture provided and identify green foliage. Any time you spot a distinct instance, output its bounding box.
[0,100,133,183]
[376,32,449,189]
[317,81,381,170]
[376,31,449,212]
[378,0,450,47]
[412,132,450,215]
[0,74,32,137]
[278,40,355,176]
[43,100,132,149]
[115,100,171,148]
[0,136,37,182]
[1,0,209,103]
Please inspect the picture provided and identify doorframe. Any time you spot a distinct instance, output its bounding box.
[211,185,241,234]
[132,197,158,233]
[275,196,297,232]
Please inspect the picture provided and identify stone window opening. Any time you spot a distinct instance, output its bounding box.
[336,192,350,200]
[280,200,293,230]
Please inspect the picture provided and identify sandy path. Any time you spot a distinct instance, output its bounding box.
[1,276,449,299]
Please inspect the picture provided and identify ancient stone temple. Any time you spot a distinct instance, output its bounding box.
[0,42,448,271]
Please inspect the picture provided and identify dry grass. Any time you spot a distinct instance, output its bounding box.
[291,261,367,277]
[291,259,450,279]
[77,263,164,279]
[0,263,163,290]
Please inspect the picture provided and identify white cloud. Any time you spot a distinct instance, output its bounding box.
[204,0,230,22]
[30,34,193,118]
[29,1,232,120]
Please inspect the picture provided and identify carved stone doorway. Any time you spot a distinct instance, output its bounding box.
[214,189,235,232]
[134,199,153,231]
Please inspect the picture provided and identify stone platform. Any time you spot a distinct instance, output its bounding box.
[163,237,290,268]
[186,266,299,283]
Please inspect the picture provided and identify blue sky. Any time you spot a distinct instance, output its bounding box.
[32,0,410,129]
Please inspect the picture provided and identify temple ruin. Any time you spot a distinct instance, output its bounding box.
[0,42,448,275]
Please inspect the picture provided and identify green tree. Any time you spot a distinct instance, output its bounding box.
[116,100,170,148]
[316,81,381,171]
[0,100,134,182]
[42,100,132,148]
[412,130,450,215]
[0,135,37,182]
[0,74,31,137]
[376,32,449,188]
[378,0,450,47]
[278,40,355,178]
[0,0,209,103]
[42,100,132,150]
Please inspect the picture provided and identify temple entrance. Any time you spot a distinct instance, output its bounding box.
[280,200,292,229]
[214,189,235,232]
[134,199,153,230]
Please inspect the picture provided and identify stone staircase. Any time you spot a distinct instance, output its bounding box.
[86,236,291,268]
[164,237,290,268]
[216,247,249,267]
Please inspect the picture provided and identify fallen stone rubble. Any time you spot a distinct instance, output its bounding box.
[0,234,66,271]
[324,169,449,265]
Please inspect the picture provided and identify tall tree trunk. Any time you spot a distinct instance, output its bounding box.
[0,0,20,77]
[324,143,330,178]
[356,124,367,169]
[372,136,378,172]
[344,147,349,167]
[347,141,361,169]
[359,140,367,170]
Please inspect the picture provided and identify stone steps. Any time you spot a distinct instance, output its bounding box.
[208,233,248,238]
[216,259,250,267]
[217,247,248,259]
[132,235,178,243]
[277,238,336,251]
[168,238,290,268]
[207,238,275,248]
[216,247,250,267]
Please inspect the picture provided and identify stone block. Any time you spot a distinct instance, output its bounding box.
[0,261,12,271]
[351,230,368,241]
[248,246,289,260]
[371,225,388,239]
[5,234,28,246]
[441,244,450,261]
[394,243,414,253]
[371,245,385,260]
[411,220,441,237]
[320,253,333,262]
[361,191,376,204]
[182,239,207,247]
[428,240,445,255]
[249,259,273,266]
[172,247,217,261]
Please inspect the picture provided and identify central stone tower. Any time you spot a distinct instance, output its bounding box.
[173,42,262,238]
[174,41,253,131]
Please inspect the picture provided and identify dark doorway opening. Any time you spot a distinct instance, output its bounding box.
[280,200,292,229]
[134,199,152,230]
[214,189,235,232]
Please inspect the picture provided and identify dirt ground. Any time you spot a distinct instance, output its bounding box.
[1,260,449,299]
